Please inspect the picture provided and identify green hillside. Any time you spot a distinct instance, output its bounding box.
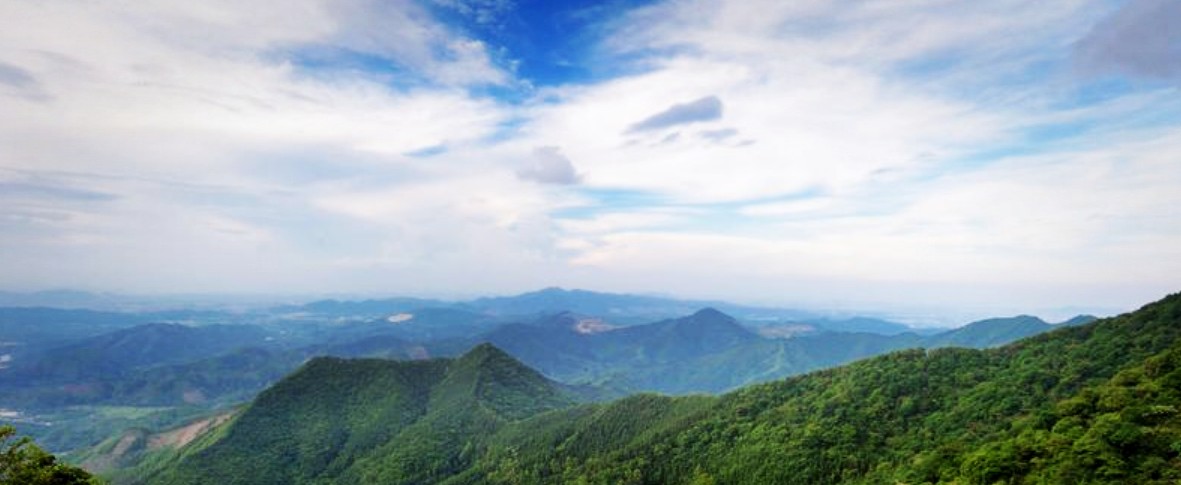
[127,292,1180,484]
[458,292,1181,484]
[143,344,574,485]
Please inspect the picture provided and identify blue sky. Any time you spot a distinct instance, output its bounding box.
[0,0,1179,322]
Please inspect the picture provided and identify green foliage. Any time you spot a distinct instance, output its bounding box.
[953,341,1181,484]
[139,292,1181,485]
[457,292,1181,484]
[0,425,97,484]
[145,345,574,485]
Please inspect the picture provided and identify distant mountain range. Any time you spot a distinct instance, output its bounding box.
[279,287,818,326]
[0,287,1097,457]
[468,309,1098,394]
[0,298,1097,407]
[96,291,1181,484]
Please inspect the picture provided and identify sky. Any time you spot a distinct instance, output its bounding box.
[1,0,1179,322]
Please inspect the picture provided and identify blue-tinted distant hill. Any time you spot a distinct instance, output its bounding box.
[805,316,922,335]
[0,307,149,353]
[926,314,1097,348]
[466,287,814,324]
[30,324,271,373]
[285,287,816,327]
[469,309,1100,394]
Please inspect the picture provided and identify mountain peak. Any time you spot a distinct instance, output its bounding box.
[609,307,757,357]
[450,342,549,387]
[459,342,515,363]
[690,307,732,321]
[439,343,572,420]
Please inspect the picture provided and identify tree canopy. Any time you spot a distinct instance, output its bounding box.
[1,425,96,485]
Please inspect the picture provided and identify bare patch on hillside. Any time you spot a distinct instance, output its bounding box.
[149,411,235,450]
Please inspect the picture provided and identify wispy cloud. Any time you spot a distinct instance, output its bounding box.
[0,180,118,203]
[433,0,516,27]
[0,61,49,101]
[626,95,723,133]
[698,128,738,142]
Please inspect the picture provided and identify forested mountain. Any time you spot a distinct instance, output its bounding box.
[0,289,1102,462]
[143,344,573,484]
[123,292,1180,484]
[456,292,1181,484]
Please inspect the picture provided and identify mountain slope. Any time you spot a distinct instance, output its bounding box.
[130,292,1180,485]
[455,292,1181,484]
[145,344,574,485]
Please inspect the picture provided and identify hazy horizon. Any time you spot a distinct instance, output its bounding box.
[0,285,1140,328]
[2,1,1178,320]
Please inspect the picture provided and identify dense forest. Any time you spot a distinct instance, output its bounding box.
[115,292,1181,484]
[451,292,1181,484]
[137,344,573,484]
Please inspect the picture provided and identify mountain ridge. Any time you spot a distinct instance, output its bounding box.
[142,344,575,484]
[119,291,1181,484]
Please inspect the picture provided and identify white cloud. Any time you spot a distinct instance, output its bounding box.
[516,147,581,185]
[518,51,1006,204]
[0,0,526,293]
[506,0,1179,314]
[0,0,1176,318]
